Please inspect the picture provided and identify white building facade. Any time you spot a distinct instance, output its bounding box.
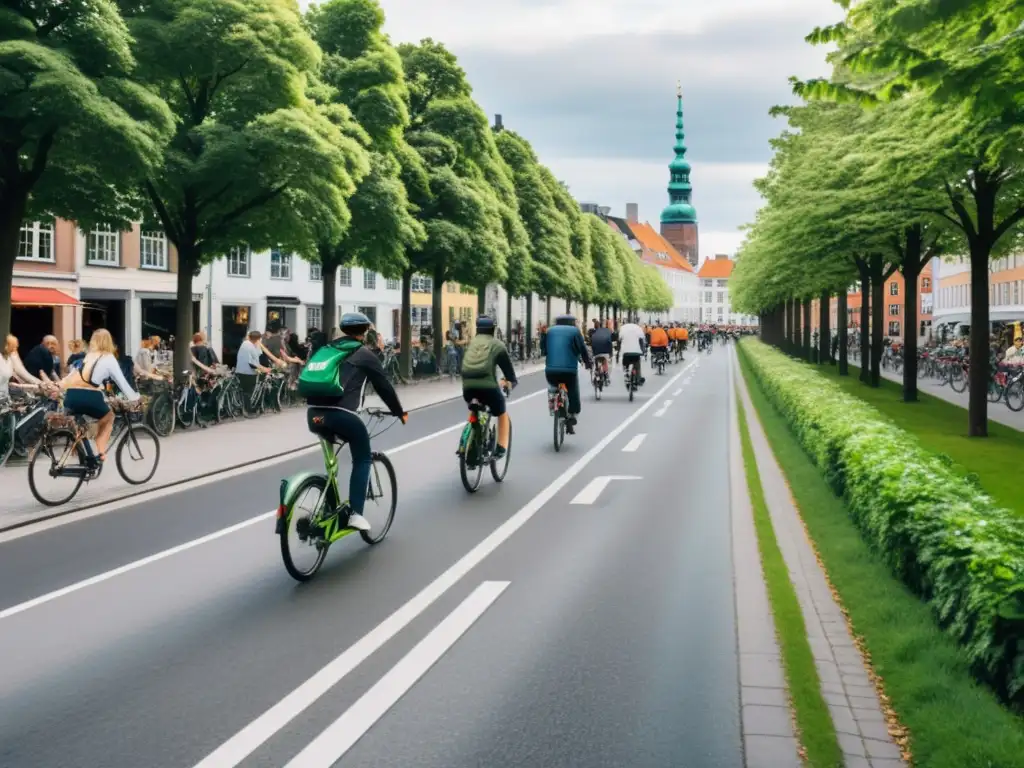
[697,255,758,326]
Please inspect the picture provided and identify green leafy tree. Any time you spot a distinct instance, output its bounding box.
[585,213,624,317]
[305,0,425,336]
[0,1,173,341]
[121,0,369,378]
[537,167,579,321]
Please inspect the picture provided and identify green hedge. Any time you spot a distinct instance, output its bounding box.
[740,339,1024,708]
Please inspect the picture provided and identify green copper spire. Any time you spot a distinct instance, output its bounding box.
[660,81,697,225]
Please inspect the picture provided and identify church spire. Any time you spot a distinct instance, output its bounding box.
[660,84,697,225]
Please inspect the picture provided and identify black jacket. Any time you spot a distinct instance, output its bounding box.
[590,327,613,356]
[307,345,404,415]
[24,344,55,379]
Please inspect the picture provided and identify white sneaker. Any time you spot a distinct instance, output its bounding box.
[346,513,371,532]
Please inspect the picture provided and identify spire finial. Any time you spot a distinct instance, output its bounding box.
[676,80,681,98]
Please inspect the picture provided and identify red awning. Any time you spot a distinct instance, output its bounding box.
[11,287,80,308]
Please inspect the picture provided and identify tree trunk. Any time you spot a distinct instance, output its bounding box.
[506,292,513,343]
[837,292,849,376]
[968,240,991,436]
[901,226,923,402]
[857,266,870,383]
[869,256,884,388]
[789,299,797,351]
[477,286,486,315]
[565,297,571,314]
[545,296,552,325]
[322,262,338,338]
[174,248,199,384]
[0,196,26,345]
[582,302,588,325]
[818,290,830,365]
[432,268,444,371]
[802,298,811,361]
[400,269,413,379]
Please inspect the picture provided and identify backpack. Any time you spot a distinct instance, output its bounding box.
[297,337,363,398]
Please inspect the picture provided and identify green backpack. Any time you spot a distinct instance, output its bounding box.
[297,337,364,398]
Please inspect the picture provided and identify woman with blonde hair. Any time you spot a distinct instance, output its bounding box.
[59,329,141,463]
[1,334,51,401]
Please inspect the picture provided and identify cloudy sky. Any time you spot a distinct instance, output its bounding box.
[372,0,843,261]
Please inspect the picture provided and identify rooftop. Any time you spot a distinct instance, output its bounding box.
[697,257,734,279]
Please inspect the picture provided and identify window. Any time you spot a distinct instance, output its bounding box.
[357,305,377,326]
[921,278,931,291]
[306,305,322,331]
[411,274,433,293]
[270,249,292,279]
[717,280,727,288]
[339,266,352,286]
[717,291,724,304]
[363,270,376,290]
[459,306,473,325]
[17,222,54,262]
[702,279,712,287]
[140,231,168,270]
[704,291,712,303]
[889,281,899,296]
[410,306,431,334]
[227,246,250,277]
[1015,281,1021,305]
[386,278,400,291]
[309,263,322,281]
[86,224,119,265]
[447,282,457,293]
[1002,282,1010,305]
[888,303,900,316]
[888,321,900,336]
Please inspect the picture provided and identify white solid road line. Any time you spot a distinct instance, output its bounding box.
[621,434,646,452]
[0,388,547,546]
[570,475,641,505]
[284,581,510,767]
[653,399,674,417]
[191,358,699,768]
[0,389,548,618]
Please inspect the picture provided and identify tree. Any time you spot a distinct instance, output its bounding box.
[585,213,624,316]
[121,0,369,378]
[0,1,173,341]
[536,166,578,322]
[305,0,426,336]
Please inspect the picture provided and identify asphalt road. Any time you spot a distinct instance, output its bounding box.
[0,349,742,768]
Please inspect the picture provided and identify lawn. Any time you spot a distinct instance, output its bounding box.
[813,362,1023,518]
[739,352,1024,768]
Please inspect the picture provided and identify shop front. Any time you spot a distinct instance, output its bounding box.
[221,304,252,367]
[138,292,201,346]
[265,296,300,333]
[80,288,129,354]
[10,286,81,357]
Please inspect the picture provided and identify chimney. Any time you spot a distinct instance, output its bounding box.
[493,114,503,132]
[715,253,728,261]
[626,203,638,223]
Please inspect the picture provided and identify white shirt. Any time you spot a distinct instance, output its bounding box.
[82,354,141,400]
[1006,344,1023,361]
[236,340,262,375]
[618,323,646,356]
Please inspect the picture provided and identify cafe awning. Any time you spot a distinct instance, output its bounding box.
[11,287,81,308]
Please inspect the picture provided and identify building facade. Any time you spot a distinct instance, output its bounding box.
[696,255,756,325]
[932,254,1024,334]
[659,84,699,268]
[13,220,81,357]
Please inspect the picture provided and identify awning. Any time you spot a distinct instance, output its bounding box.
[12,287,80,308]
[266,295,301,307]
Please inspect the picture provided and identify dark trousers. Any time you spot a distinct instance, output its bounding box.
[545,371,581,415]
[307,408,372,515]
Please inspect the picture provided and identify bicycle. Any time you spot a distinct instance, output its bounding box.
[549,382,570,451]
[28,397,160,507]
[624,359,639,402]
[592,356,610,400]
[653,348,668,375]
[146,379,176,437]
[458,381,513,492]
[276,408,401,582]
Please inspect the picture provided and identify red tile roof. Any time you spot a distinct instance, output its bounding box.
[697,257,734,279]
[626,221,695,273]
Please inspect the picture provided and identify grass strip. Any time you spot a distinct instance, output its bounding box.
[816,362,1023,518]
[739,349,1024,768]
[735,389,844,768]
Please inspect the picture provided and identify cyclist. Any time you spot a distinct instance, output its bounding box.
[302,312,407,533]
[649,322,670,368]
[590,320,614,387]
[460,315,518,459]
[545,314,591,434]
[618,319,647,388]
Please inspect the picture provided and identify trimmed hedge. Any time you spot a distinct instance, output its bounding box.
[740,339,1024,708]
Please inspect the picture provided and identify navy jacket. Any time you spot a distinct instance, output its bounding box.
[544,324,591,374]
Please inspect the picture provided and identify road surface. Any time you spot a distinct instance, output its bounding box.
[0,351,743,768]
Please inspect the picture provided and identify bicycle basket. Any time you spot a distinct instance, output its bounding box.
[44,412,77,430]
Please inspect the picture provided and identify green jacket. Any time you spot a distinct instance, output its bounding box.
[461,334,515,390]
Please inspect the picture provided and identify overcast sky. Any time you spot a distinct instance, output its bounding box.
[371,0,843,261]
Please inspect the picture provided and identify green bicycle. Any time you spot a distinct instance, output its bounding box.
[457,382,512,493]
[275,408,399,582]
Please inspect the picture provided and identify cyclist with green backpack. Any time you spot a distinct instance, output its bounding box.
[298,312,407,533]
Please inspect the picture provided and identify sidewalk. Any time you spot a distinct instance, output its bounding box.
[0,363,545,531]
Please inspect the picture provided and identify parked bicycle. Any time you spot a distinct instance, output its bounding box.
[28,396,160,506]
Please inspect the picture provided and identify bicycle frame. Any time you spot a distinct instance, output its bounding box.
[275,438,355,545]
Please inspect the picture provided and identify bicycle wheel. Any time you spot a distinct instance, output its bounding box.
[989,381,1004,404]
[149,393,176,437]
[229,383,244,418]
[553,403,565,452]
[28,428,87,507]
[593,373,602,401]
[628,374,635,402]
[459,424,484,493]
[950,367,968,393]
[1005,379,1024,412]
[243,386,262,418]
[115,424,161,485]
[280,474,330,582]
[361,452,397,545]
[176,394,195,429]
[490,419,511,483]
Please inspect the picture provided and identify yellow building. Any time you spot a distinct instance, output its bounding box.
[409,276,478,338]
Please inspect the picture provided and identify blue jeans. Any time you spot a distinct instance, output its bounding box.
[307,408,372,515]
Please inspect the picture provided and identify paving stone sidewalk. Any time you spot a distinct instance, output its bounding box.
[734,352,907,768]
[0,363,544,530]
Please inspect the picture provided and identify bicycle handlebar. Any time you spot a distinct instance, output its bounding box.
[363,406,408,423]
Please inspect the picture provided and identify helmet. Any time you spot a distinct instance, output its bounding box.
[555,314,575,326]
[340,312,371,334]
[475,315,496,334]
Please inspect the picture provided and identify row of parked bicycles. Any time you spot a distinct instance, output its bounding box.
[850,344,1024,412]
